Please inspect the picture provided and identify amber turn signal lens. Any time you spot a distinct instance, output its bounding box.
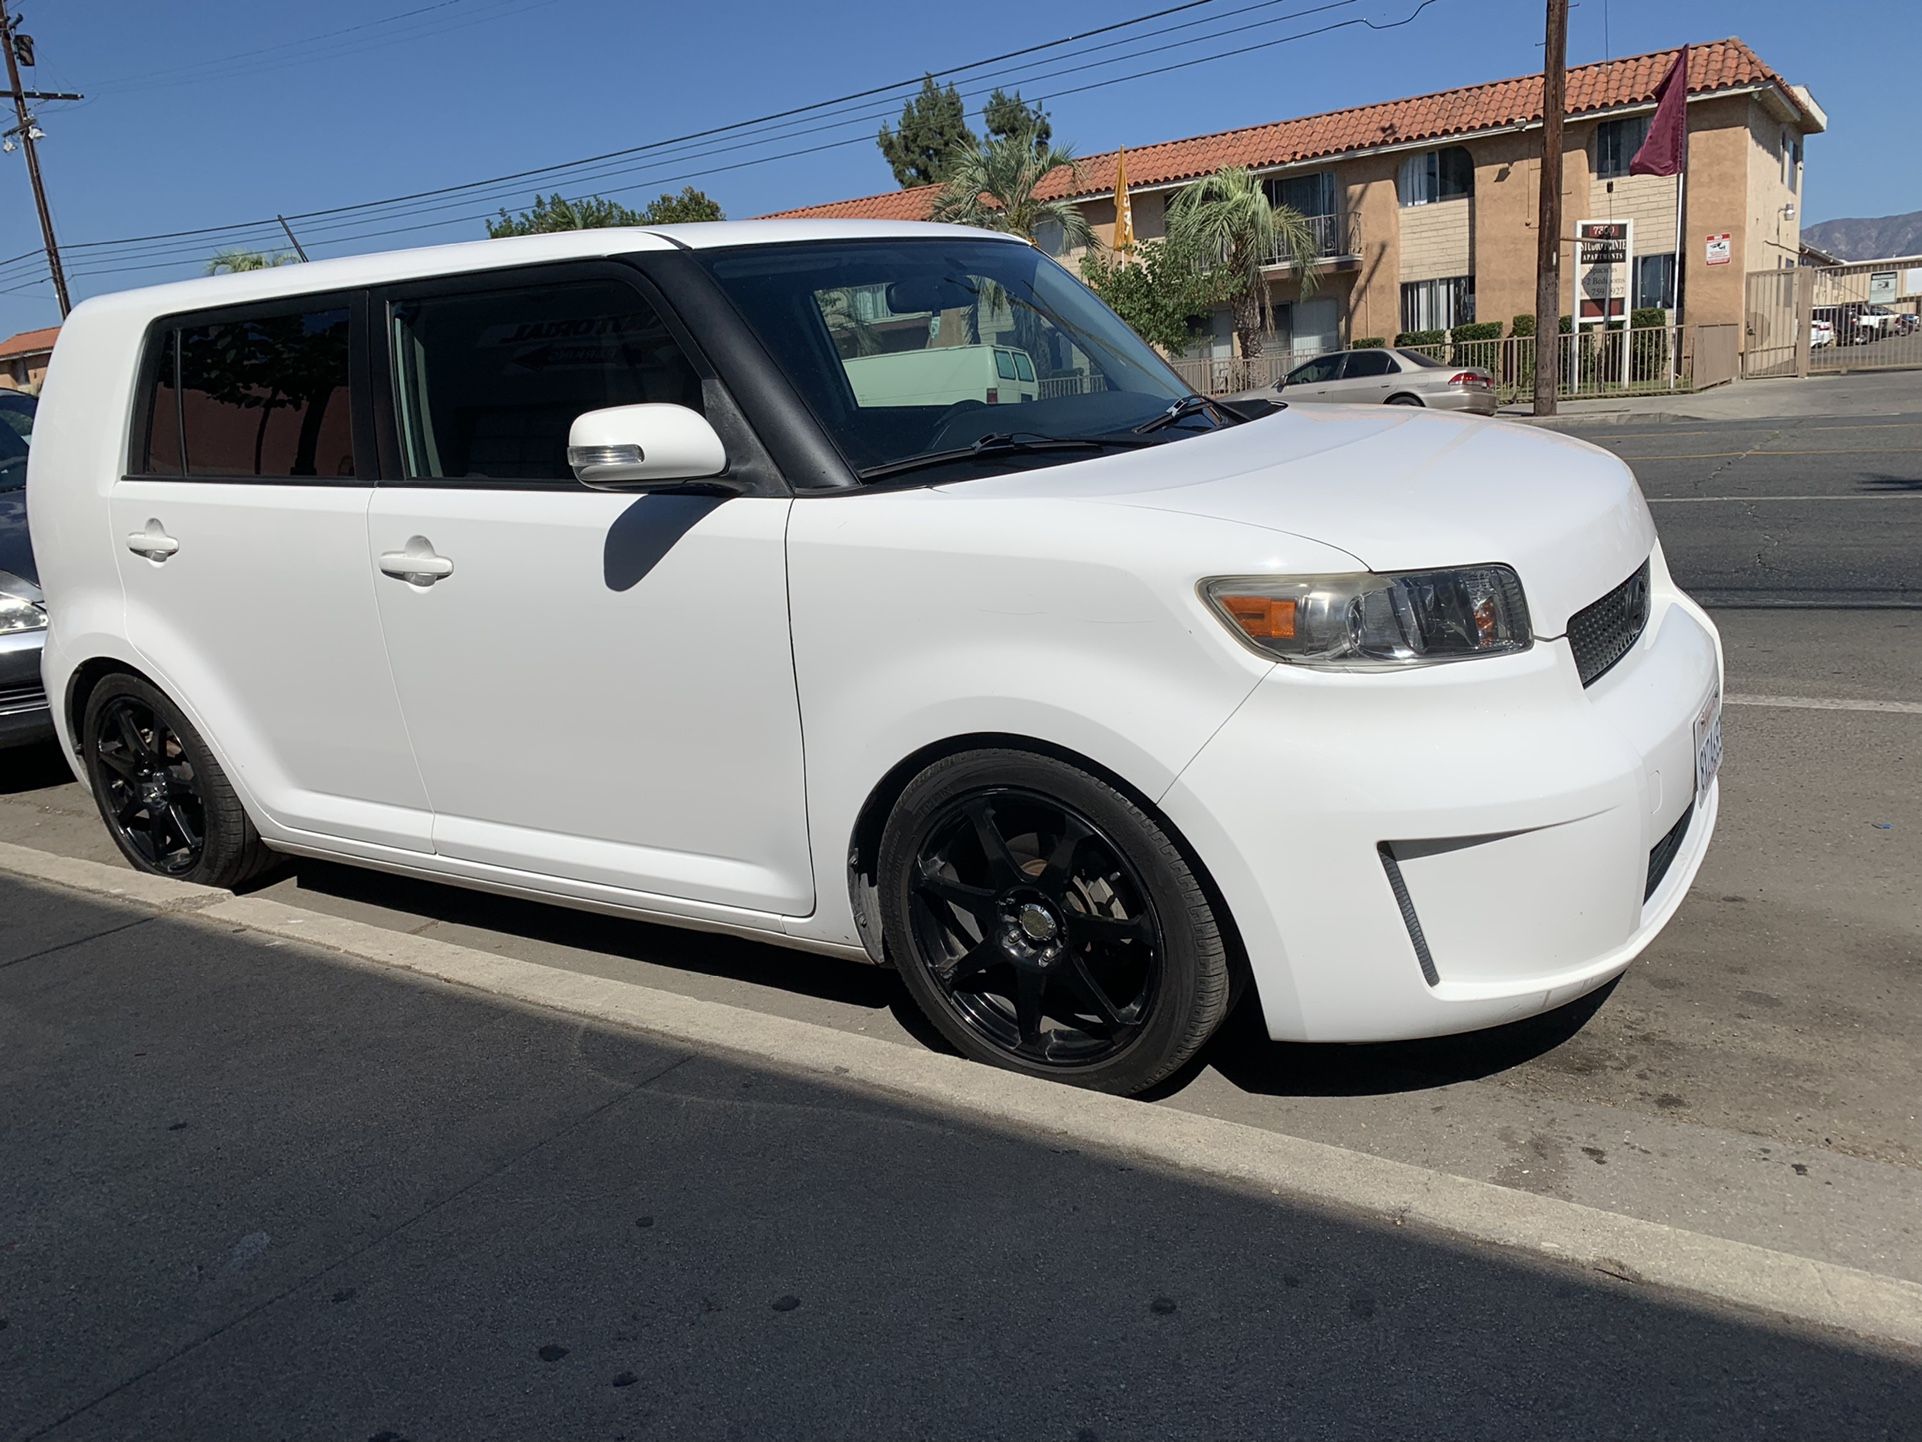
[1219,594,1297,640]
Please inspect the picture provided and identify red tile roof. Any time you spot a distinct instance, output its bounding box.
[768,37,1804,221]
[0,325,59,362]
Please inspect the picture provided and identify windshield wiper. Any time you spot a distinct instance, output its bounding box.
[857,430,1156,483]
[1135,393,1229,434]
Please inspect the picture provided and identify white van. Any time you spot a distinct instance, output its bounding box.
[843,343,1039,408]
[28,221,1722,1095]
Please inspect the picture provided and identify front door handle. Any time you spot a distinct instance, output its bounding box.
[127,522,179,560]
[378,539,454,585]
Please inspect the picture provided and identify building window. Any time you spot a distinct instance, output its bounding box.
[1595,115,1651,178]
[1397,147,1473,206]
[1782,129,1802,188]
[1635,252,1676,310]
[1400,276,1474,332]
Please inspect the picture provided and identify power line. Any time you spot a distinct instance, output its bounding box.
[63,0,1327,253]
[34,0,1450,292]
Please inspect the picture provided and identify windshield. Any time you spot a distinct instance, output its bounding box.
[696,238,1228,481]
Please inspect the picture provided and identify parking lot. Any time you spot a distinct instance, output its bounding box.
[4,392,1918,1298]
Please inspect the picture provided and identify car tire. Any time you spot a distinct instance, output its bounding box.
[1386,393,1424,406]
[82,674,277,889]
[877,748,1232,1095]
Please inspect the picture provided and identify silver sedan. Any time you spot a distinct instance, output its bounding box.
[1231,347,1498,414]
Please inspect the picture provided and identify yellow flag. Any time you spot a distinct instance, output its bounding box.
[1114,148,1135,251]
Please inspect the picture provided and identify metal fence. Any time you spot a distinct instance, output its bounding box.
[1170,326,1695,403]
[1745,259,1922,379]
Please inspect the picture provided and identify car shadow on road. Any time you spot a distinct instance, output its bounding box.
[276,858,903,1012]
[1158,981,1619,1101]
[271,856,1617,1100]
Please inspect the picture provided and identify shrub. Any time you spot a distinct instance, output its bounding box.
[1351,335,1386,347]
[1395,329,1446,348]
[1451,321,1502,342]
[1630,306,1668,331]
[1510,314,1536,338]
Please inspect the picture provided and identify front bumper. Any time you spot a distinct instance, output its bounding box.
[1162,560,1721,1043]
[0,627,53,749]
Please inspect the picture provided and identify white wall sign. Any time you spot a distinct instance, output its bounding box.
[1705,233,1731,266]
[1868,271,1898,304]
[1576,219,1633,325]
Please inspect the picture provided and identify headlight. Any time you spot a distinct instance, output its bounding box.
[1203,565,1530,669]
[0,571,46,636]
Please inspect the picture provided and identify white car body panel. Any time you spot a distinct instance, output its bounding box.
[365,487,812,914]
[28,220,1722,1051]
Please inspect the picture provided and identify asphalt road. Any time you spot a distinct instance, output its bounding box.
[1,388,1920,1432]
[4,881,1916,1441]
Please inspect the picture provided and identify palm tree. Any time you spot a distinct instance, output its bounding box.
[1166,166,1321,360]
[929,131,1092,250]
[206,249,297,275]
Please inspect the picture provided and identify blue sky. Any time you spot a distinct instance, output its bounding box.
[1,0,1908,329]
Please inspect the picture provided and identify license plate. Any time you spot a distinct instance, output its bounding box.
[1694,689,1723,796]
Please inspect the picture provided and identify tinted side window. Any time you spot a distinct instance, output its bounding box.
[140,329,185,475]
[1342,350,1393,378]
[392,280,700,483]
[1289,356,1339,385]
[176,308,354,477]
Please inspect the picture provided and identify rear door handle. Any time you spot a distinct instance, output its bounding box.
[127,524,179,560]
[378,541,454,585]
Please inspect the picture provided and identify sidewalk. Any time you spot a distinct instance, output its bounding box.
[4,875,1919,1440]
[1498,367,1922,427]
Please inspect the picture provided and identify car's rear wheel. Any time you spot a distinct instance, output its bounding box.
[878,749,1231,1095]
[82,674,276,888]
[1386,393,1424,406]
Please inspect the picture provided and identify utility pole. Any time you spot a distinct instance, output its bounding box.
[1531,0,1568,416]
[1,0,79,317]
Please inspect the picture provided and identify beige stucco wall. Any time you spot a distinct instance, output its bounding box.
[1344,153,1401,342]
[1679,96,1753,338]
[1398,196,1472,281]
[1744,101,1803,273]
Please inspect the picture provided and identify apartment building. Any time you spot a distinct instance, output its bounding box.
[773,38,1824,360]
[0,325,58,391]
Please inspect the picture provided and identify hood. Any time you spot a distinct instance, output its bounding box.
[940,406,1656,635]
[0,485,32,588]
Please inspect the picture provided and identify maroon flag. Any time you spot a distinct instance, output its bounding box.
[1629,47,1689,177]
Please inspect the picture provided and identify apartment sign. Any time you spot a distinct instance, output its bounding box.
[1577,219,1632,324]
[1705,233,1732,266]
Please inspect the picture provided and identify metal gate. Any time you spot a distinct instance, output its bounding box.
[1745,256,1922,378]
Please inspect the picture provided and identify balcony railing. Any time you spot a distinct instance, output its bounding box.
[1262,212,1353,267]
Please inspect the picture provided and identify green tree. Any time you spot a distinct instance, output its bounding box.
[486,187,724,238]
[878,76,976,188]
[928,132,1090,248]
[1079,236,1228,354]
[982,88,1051,152]
[1165,166,1321,359]
[206,249,296,275]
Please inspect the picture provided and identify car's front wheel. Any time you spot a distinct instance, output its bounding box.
[878,749,1232,1095]
[81,674,276,888]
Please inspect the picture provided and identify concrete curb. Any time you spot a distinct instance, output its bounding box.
[6,843,1922,1353]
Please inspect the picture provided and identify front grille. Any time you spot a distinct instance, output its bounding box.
[0,681,47,712]
[1568,558,1652,687]
[1645,799,1695,902]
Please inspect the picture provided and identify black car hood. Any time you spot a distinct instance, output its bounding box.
[0,485,34,586]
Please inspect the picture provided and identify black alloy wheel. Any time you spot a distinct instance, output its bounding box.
[81,674,277,888]
[90,694,206,875]
[880,750,1232,1094]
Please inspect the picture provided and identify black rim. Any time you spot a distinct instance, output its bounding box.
[906,787,1162,1067]
[92,697,206,876]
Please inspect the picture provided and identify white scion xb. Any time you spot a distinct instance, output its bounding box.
[28,222,1723,1095]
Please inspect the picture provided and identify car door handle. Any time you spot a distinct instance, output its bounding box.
[378,547,454,583]
[127,526,179,559]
